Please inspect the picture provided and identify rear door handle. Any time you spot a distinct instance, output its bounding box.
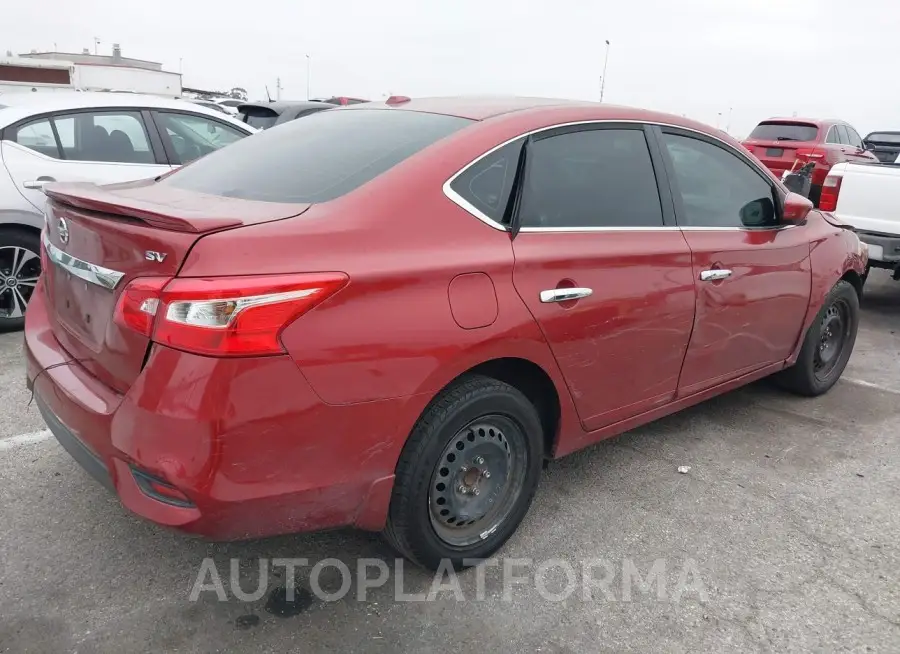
[540,287,593,303]
[700,269,732,282]
[23,176,55,190]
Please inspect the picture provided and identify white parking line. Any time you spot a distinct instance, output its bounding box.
[842,377,900,394]
[0,429,51,451]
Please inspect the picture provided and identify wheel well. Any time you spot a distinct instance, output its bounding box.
[0,223,41,240]
[465,357,561,459]
[841,270,863,300]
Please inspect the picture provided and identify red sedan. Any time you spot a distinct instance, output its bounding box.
[25,97,867,570]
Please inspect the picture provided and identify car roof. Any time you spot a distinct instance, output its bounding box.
[237,100,334,114]
[340,96,723,136]
[0,92,254,131]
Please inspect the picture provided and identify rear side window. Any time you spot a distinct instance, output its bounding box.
[162,109,471,203]
[748,122,819,142]
[449,140,524,224]
[11,118,60,158]
[826,127,841,144]
[518,128,664,229]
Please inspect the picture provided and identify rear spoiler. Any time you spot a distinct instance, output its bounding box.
[44,182,244,233]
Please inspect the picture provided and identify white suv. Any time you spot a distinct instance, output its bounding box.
[0,92,255,331]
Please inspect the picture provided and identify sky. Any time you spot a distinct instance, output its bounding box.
[5,0,899,138]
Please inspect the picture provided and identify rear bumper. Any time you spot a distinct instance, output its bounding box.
[857,231,900,266]
[24,280,417,539]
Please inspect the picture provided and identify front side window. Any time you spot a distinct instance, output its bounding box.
[449,140,523,225]
[155,112,247,164]
[53,111,153,164]
[161,108,471,203]
[11,118,60,158]
[663,133,776,229]
[518,128,664,229]
[845,126,863,148]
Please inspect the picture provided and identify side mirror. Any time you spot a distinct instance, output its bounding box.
[863,142,875,151]
[782,192,813,224]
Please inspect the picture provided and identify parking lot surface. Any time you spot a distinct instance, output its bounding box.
[1,271,898,653]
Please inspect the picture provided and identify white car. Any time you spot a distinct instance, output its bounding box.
[0,92,255,331]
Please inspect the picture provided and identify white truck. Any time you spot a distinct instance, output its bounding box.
[822,160,900,282]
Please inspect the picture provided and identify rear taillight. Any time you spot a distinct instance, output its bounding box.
[819,175,842,212]
[114,273,348,357]
[115,277,169,337]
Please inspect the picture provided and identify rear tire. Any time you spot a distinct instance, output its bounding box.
[0,228,41,333]
[775,280,859,397]
[383,375,544,571]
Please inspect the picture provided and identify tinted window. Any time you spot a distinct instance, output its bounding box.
[826,127,841,144]
[12,118,60,158]
[865,132,900,144]
[155,112,246,164]
[845,126,863,148]
[241,107,279,130]
[663,133,776,228]
[162,109,471,203]
[53,111,153,163]
[518,128,663,229]
[836,125,851,145]
[449,140,523,224]
[748,122,819,142]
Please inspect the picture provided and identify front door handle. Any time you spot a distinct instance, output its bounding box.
[540,287,593,303]
[700,269,733,282]
[23,176,56,190]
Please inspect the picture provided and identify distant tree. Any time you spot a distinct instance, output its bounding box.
[229,87,248,101]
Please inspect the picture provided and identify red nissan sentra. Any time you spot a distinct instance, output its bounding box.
[25,96,867,570]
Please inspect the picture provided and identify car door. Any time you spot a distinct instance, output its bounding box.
[843,125,879,164]
[507,124,696,431]
[149,110,247,165]
[1,109,170,212]
[654,127,811,396]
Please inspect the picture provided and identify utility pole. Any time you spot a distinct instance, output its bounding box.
[93,37,100,55]
[306,54,311,100]
[726,106,733,133]
[599,39,610,102]
[276,77,282,101]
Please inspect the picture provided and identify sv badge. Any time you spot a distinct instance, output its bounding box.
[145,251,168,263]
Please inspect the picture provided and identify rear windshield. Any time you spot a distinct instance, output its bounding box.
[748,122,819,142]
[162,108,471,203]
[865,132,900,145]
[240,107,279,130]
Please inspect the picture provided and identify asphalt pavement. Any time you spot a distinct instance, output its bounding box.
[1,271,898,653]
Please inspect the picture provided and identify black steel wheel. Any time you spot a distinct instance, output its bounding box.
[428,416,528,547]
[775,280,859,397]
[384,375,544,570]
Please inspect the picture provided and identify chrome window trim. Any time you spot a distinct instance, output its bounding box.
[441,118,780,233]
[42,233,125,290]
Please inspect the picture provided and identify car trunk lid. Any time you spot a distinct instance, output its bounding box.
[41,180,310,393]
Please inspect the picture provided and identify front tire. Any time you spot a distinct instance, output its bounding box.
[383,375,544,570]
[776,280,859,397]
[0,229,41,333]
